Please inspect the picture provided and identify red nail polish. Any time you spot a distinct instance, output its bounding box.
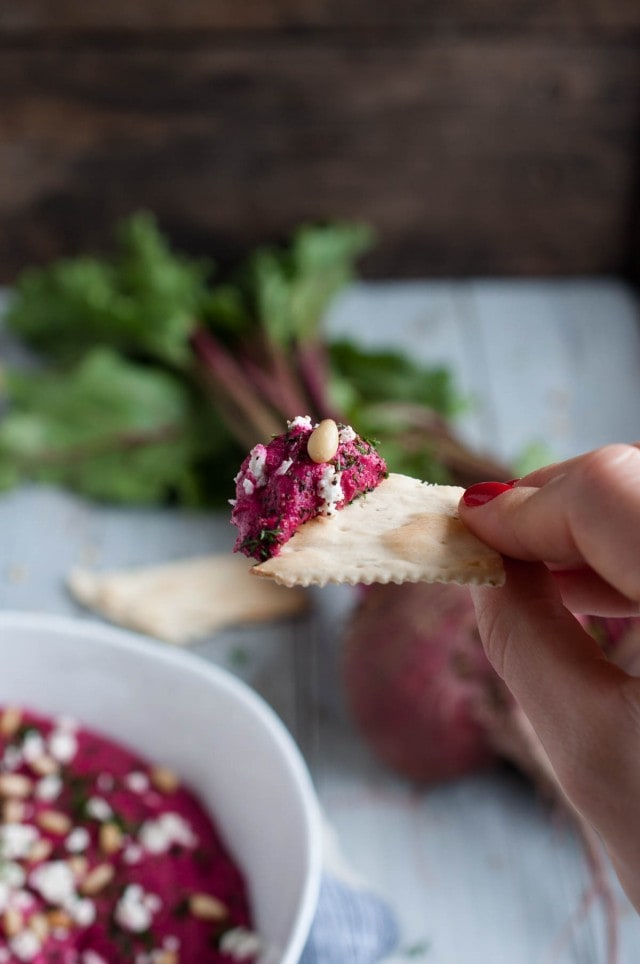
[462,481,514,507]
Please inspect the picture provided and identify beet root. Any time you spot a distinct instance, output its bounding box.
[343,581,508,783]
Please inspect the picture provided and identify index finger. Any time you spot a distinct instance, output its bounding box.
[459,444,640,603]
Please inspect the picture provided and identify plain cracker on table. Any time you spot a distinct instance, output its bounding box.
[68,554,308,645]
[252,473,505,588]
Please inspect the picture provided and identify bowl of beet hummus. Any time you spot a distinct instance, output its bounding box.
[0,612,322,964]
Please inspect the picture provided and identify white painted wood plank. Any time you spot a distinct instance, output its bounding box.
[465,279,640,465]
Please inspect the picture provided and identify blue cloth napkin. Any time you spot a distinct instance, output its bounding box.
[300,874,399,964]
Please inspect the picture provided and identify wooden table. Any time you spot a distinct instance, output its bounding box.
[1,280,640,963]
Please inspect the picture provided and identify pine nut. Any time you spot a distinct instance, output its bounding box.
[27,838,53,864]
[154,953,178,964]
[68,855,89,880]
[0,706,22,737]
[2,799,25,822]
[150,766,179,794]
[30,755,59,777]
[28,913,49,941]
[99,822,123,855]
[2,907,22,938]
[307,419,339,464]
[0,773,33,798]
[80,863,114,896]
[47,909,73,929]
[188,893,228,921]
[37,809,71,835]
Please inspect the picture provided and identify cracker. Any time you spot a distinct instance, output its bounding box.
[252,473,504,588]
[68,554,308,645]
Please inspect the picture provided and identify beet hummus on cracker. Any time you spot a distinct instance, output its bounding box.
[230,417,388,562]
[0,706,259,964]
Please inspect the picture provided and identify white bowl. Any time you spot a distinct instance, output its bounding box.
[0,611,322,964]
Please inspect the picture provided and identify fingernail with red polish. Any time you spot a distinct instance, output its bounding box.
[462,481,514,507]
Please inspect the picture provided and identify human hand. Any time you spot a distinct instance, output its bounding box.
[458,443,640,910]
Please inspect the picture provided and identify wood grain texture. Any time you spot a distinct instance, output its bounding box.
[1,0,640,35]
[0,34,639,279]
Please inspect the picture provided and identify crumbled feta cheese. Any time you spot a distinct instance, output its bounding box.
[48,729,78,764]
[0,862,26,890]
[125,771,150,794]
[35,774,62,802]
[219,926,263,960]
[29,860,76,905]
[115,884,156,933]
[138,812,197,855]
[242,478,255,497]
[162,935,180,951]
[11,889,34,910]
[0,823,38,860]
[21,731,46,763]
[287,415,314,431]
[317,465,344,516]
[122,843,143,865]
[338,424,357,443]
[274,458,294,476]
[9,931,41,962]
[248,444,268,487]
[65,826,90,853]
[228,498,237,507]
[69,895,96,927]
[85,797,113,821]
[82,952,108,964]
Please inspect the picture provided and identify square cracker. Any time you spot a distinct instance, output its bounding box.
[252,473,505,588]
[68,554,308,645]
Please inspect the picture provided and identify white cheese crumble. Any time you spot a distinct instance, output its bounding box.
[242,478,255,496]
[0,862,26,890]
[21,731,46,763]
[122,843,143,865]
[82,952,109,964]
[219,927,263,960]
[274,458,294,476]
[287,415,314,431]
[65,826,90,853]
[114,884,158,933]
[138,812,197,855]
[69,895,97,927]
[85,796,113,821]
[30,860,76,905]
[0,823,38,860]
[338,424,357,443]
[317,465,344,516]
[48,728,78,764]
[125,771,150,794]
[247,444,268,486]
[9,931,41,962]
[35,773,62,802]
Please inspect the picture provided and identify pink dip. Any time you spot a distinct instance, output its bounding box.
[231,417,388,561]
[0,707,258,964]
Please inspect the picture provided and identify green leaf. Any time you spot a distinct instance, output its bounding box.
[239,223,374,345]
[329,340,462,416]
[6,212,212,368]
[0,349,206,504]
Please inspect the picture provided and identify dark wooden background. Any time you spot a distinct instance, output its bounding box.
[1,1,640,280]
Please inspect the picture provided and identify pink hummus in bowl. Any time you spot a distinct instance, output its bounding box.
[0,613,322,964]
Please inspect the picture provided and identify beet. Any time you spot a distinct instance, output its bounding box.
[343,581,506,782]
